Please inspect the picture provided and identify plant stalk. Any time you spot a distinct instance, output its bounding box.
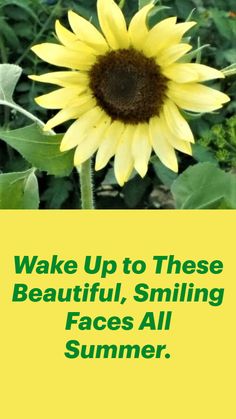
[78,159,94,209]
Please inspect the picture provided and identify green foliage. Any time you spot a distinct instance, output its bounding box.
[198,115,236,168]
[123,176,151,208]
[0,168,39,209]
[171,163,236,209]
[191,143,217,164]
[0,64,22,103]
[152,157,178,188]
[0,124,74,176]
[210,8,236,41]
[41,177,73,208]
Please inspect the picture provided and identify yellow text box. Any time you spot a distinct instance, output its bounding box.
[0,211,235,418]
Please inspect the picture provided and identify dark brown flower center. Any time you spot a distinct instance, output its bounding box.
[89,48,167,124]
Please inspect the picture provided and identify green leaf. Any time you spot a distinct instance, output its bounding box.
[102,168,117,185]
[0,124,74,177]
[152,157,177,187]
[0,169,39,209]
[210,8,233,41]
[41,178,73,209]
[174,0,196,18]
[0,64,22,104]
[0,17,21,50]
[0,64,48,127]
[192,144,217,164]
[171,162,236,209]
[123,176,151,208]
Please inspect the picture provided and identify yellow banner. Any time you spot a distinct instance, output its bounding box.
[0,211,234,418]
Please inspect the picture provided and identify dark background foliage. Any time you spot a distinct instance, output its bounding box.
[0,0,235,208]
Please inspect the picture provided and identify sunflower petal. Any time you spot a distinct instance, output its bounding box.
[168,81,230,112]
[55,20,79,47]
[44,96,95,131]
[170,21,197,43]
[144,20,196,57]
[31,43,96,70]
[97,0,129,50]
[163,63,225,83]
[60,106,104,151]
[29,71,89,87]
[114,125,134,186]
[128,2,154,49]
[143,17,177,56]
[163,99,194,143]
[55,20,98,54]
[95,120,125,171]
[74,115,111,165]
[132,124,151,178]
[160,114,192,155]
[157,43,192,67]
[168,135,192,155]
[68,10,108,53]
[35,86,86,109]
[149,116,178,172]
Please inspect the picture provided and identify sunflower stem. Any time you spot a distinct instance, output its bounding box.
[79,159,94,210]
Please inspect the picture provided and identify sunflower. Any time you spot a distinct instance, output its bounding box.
[30,0,230,186]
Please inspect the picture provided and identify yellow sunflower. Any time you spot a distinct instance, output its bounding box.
[30,0,230,186]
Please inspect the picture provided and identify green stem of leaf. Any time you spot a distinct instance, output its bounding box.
[225,141,236,154]
[222,63,236,77]
[0,37,10,128]
[0,99,54,134]
[0,36,7,63]
[78,159,94,210]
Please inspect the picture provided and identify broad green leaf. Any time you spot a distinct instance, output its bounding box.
[41,178,73,209]
[171,162,236,209]
[0,124,74,177]
[191,144,217,164]
[0,64,45,127]
[123,175,151,208]
[0,64,22,103]
[0,169,39,209]
[152,157,177,187]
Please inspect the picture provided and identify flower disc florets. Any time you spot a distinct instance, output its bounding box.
[89,48,167,124]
